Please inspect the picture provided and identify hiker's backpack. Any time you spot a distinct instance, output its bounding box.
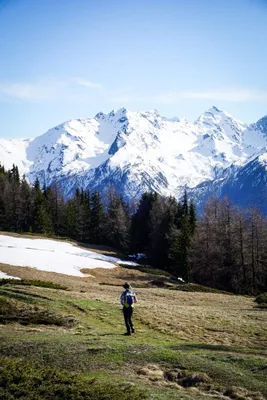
[126,293,134,306]
[124,291,135,307]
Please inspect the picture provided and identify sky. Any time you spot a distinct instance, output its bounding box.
[1,0,267,138]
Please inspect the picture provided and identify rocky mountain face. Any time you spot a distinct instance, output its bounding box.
[0,106,267,212]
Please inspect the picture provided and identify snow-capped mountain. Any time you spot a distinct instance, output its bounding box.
[0,106,267,211]
[188,147,267,213]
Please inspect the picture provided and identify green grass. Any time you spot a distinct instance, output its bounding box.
[0,288,76,327]
[0,357,147,400]
[0,282,266,400]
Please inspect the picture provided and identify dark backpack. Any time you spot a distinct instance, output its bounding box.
[126,293,134,306]
[123,290,135,307]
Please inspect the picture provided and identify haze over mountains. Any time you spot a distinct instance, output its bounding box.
[1,106,267,212]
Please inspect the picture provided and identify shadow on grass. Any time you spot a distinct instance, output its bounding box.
[98,333,122,336]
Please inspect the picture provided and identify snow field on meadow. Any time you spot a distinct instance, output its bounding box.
[0,235,138,277]
[0,271,21,280]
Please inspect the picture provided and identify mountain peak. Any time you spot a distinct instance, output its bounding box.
[208,106,224,114]
[195,107,226,123]
[196,106,245,128]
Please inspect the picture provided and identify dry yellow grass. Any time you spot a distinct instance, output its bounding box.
[69,283,266,349]
[0,263,153,291]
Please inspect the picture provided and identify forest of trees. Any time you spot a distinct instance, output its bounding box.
[0,163,266,295]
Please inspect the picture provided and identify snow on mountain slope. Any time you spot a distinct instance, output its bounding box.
[0,138,31,174]
[61,106,267,200]
[26,114,121,186]
[188,146,267,214]
[0,107,267,205]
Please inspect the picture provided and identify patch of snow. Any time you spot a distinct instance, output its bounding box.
[117,261,140,266]
[0,271,21,280]
[0,235,133,277]
[128,253,146,260]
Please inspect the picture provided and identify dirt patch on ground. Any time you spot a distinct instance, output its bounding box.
[136,363,212,393]
[0,263,95,292]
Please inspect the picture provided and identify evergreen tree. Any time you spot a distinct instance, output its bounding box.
[90,191,104,244]
[189,199,197,235]
[148,196,176,269]
[82,189,91,242]
[105,188,130,250]
[32,179,53,234]
[130,192,158,253]
[175,201,183,229]
[64,200,76,239]
[182,190,189,217]
[19,175,31,231]
[169,196,197,281]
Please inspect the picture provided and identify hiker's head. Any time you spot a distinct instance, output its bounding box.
[123,282,131,290]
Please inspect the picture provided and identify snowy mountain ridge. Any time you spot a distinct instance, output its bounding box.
[0,106,267,208]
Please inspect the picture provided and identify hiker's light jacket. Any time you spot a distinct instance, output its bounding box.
[120,289,137,308]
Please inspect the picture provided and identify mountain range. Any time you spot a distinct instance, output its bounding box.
[0,106,267,213]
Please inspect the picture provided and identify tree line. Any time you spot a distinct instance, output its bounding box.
[190,197,267,295]
[0,163,266,294]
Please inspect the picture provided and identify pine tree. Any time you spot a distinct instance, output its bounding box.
[64,200,76,239]
[170,196,196,281]
[5,165,21,231]
[32,179,53,235]
[105,188,130,250]
[19,175,31,231]
[82,189,91,242]
[130,192,158,253]
[182,190,189,217]
[189,199,197,235]
[148,196,176,269]
[175,201,183,229]
[170,215,191,280]
[90,191,104,244]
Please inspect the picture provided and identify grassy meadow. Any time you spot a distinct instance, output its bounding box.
[0,240,267,399]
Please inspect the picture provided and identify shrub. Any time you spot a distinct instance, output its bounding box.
[255,292,267,307]
[0,357,148,400]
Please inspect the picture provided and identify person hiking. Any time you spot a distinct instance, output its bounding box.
[120,282,137,335]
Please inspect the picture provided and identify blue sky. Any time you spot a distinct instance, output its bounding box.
[1,0,267,138]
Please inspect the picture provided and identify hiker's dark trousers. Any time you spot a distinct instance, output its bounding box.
[123,306,134,334]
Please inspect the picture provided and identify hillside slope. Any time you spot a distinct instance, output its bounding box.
[0,263,266,400]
